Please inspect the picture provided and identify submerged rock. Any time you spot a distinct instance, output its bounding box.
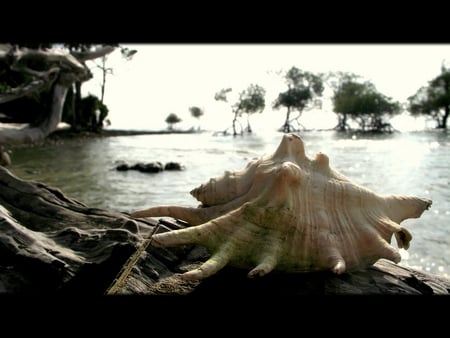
[115,161,184,173]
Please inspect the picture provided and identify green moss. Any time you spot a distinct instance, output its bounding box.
[0,82,11,94]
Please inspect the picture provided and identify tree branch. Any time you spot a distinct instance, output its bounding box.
[70,45,116,62]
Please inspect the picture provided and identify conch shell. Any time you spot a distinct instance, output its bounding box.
[131,133,432,280]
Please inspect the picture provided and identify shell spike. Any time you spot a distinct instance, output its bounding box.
[180,245,233,280]
[326,248,346,274]
[180,256,229,280]
[332,261,346,275]
[384,195,432,223]
[151,225,210,247]
[394,226,413,250]
[247,257,277,278]
[130,205,210,225]
[312,152,330,172]
[272,133,306,162]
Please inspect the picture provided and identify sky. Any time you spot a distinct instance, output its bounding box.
[81,44,450,132]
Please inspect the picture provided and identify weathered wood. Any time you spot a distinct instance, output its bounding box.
[0,165,449,295]
[0,45,115,149]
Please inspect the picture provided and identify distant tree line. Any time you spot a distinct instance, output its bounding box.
[198,65,449,136]
[210,66,403,136]
[408,64,450,130]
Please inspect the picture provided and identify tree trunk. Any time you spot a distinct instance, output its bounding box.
[246,114,252,133]
[443,105,449,129]
[100,56,106,103]
[232,110,239,136]
[283,106,291,133]
[0,84,68,145]
[64,84,76,127]
[73,81,82,130]
[1,166,449,295]
[341,113,348,131]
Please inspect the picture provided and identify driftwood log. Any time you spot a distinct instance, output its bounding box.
[1,165,449,295]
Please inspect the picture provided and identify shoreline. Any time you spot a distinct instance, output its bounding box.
[7,126,448,149]
[49,127,200,139]
[6,127,202,149]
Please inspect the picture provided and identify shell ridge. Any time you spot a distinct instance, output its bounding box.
[333,180,363,269]
[289,185,311,267]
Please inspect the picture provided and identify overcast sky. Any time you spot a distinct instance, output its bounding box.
[82,44,450,131]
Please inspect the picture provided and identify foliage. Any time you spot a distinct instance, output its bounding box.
[119,47,138,60]
[62,94,109,132]
[189,106,204,131]
[81,94,109,131]
[332,79,401,132]
[273,66,324,133]
[407,65,450,129]
[236,84,266,115]
[63,43,94,52]
[325,71,361,91]
[189,106,204,119]
[0,82,11,94]
[165,113,182,130]
[235,84,265,133]
[214,88,232,102]
[214,84,266,135]
[325,72,361,131]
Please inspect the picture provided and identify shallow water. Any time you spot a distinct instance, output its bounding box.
[6,129,450,278]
